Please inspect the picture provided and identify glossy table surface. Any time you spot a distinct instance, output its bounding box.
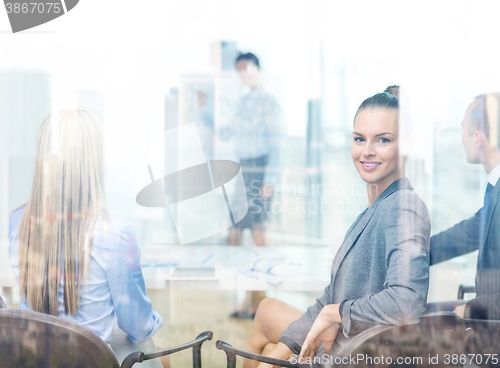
[0,242,334,307]
[140,244,333,291]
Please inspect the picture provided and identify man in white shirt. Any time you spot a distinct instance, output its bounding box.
[430,92,500,320]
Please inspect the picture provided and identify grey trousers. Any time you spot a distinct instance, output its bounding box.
[109,320,163,368]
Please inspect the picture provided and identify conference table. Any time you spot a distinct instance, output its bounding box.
[0,242,334,307]
[141,244,333,291]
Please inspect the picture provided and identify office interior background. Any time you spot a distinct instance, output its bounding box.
[1,1,499,366]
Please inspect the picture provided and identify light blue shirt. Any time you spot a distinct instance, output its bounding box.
[9,206,163,343]
[232,88,283,185]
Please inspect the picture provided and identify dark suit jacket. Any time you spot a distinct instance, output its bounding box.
[430,177,500,319]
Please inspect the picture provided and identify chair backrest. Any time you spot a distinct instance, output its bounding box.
[0,308,120,368]
[331,313,466,368]
[464,318,500,368]
[216,314,468,368]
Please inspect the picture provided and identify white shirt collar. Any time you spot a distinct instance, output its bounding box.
[488,164,500,186]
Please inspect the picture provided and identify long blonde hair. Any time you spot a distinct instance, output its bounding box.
[18,109,108,316]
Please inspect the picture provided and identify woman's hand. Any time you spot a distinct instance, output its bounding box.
[299,304,341,362]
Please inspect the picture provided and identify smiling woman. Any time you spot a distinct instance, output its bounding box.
[351,87,407,206]
[242,86,431,368]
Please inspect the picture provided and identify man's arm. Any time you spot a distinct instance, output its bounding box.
[430,209,482,265]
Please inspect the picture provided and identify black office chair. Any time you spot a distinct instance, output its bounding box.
[457,284,476,300]
[0,309,212,368]
[217,314,466,368]
[463,318,500,368]
[333,313,466,368]
[455,285,500,367]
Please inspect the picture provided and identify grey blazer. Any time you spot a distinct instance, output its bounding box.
[279,178,430,355]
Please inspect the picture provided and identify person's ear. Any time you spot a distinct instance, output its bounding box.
[476,130,488,150]
[473,131,480,149]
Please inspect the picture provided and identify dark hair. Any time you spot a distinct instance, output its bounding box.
[354,85,414,140]
[235,52,260,68]
[355,85,399,120]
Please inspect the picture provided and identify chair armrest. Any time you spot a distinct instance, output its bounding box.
[121,331,213,368]
[458,284,476,299]
[215,340,321,368]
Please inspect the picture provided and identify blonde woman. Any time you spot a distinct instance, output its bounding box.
[8,110,166,367]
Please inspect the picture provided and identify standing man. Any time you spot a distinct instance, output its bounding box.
[430,92,500,320]
[226,52,283,318]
